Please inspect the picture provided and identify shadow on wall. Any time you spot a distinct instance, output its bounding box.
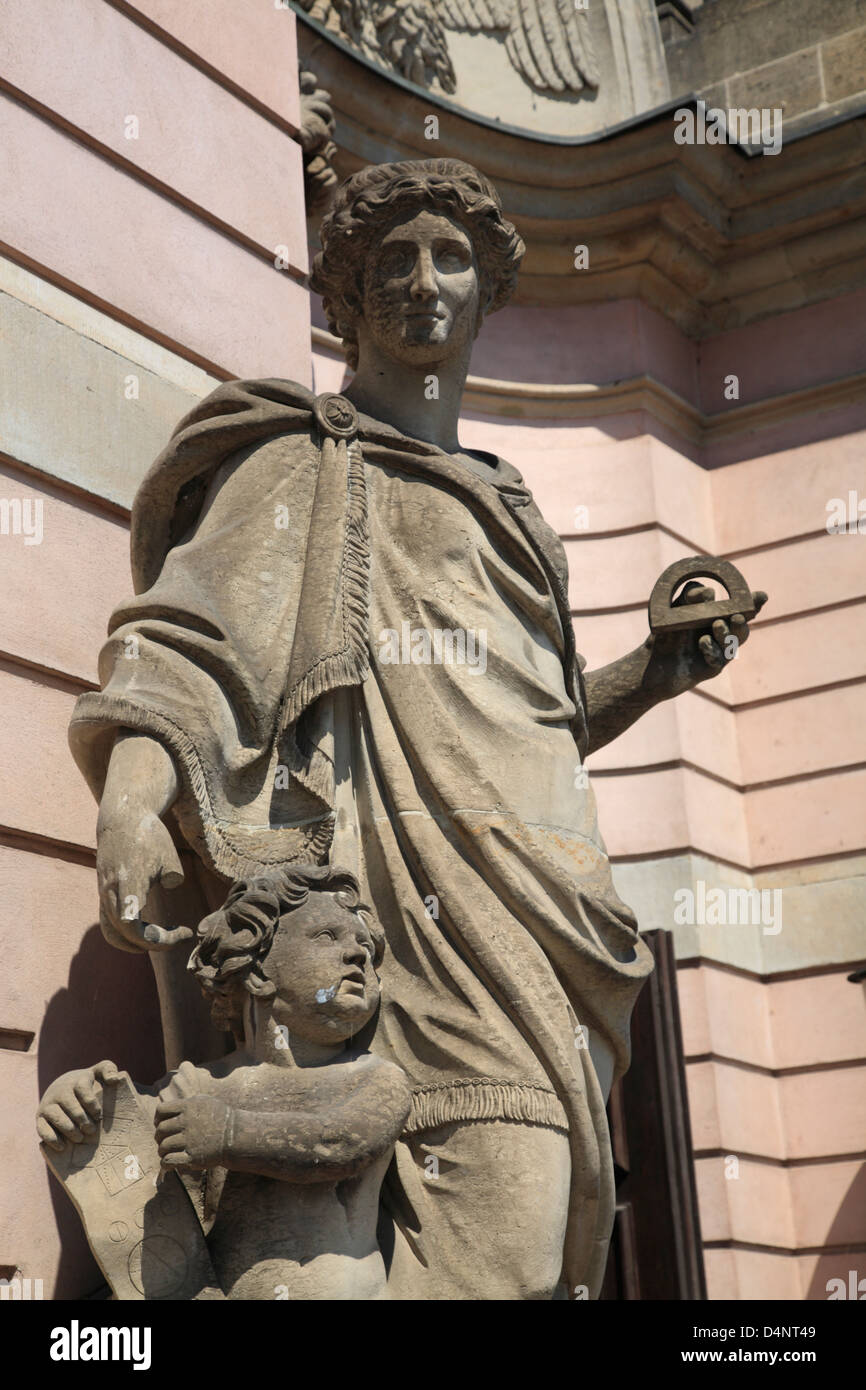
[38,922,163,1300]
[805,1162,866,1302]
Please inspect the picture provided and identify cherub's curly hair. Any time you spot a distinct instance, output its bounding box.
[311,159,525,370]
[188,864,382,1039]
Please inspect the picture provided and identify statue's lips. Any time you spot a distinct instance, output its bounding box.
[338,971,366,997]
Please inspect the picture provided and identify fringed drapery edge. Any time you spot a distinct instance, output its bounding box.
[282,437,371,736]
[405,1078,570,1136]
[69,695,335,881]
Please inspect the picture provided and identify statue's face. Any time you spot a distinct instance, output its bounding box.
[262,894,380,1045]
[359,208,480,366]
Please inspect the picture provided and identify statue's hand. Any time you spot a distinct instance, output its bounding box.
[36,1060,121,1151]
[643,582,768,699]
[154,1094,231,1173]
[96,808,190,954]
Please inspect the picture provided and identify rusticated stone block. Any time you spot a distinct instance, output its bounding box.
[822,27,866,102]
[728,47,823,121]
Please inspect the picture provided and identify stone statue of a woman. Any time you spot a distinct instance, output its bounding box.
[68,159,765,1299]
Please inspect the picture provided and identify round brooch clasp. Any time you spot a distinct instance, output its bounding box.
[313,392,359,441]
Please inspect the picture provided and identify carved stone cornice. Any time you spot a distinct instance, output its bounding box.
[298,13,866,336]
[311,326,866,447]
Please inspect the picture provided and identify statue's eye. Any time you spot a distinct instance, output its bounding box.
[315,929,336,943]
[436,243,470,271]
[381,248,411,276]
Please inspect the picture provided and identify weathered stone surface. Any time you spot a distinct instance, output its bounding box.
[38,870,411,1300]
[47,157,771,1300]
[727,48,823,122]
[822,26,866,102]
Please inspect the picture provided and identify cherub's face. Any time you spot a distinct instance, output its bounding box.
[359,209,481,367]
[261,894,380,1045]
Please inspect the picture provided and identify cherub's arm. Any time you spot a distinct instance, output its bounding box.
[155,1061,412,1185]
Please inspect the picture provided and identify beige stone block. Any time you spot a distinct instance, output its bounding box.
[725,535,865,625]
[0,264,215,507]
[754,862,866,975]
[614,853,768,972]
[779,1066,866,1160]
[797,1252,866,1301]
[694,968,774,1069]
[747,768,866,866]
[676,966,712,1056]
[123,0,301,129]
[768,971,866,1070]
[703,1246,740,1300]
[696,1155,794,1248]
[588,698,681,771]
[0,0,307,265]
[687,1060,786,1158]
[614,853,866,975]
[728,49,823,123]
[1,96,311,380]
[738,684,866,784]
[0,463,128,682]
[711,1247,802,1300]
[565,526,720,615]
[594,765,750,864]
[727,605,866,706]
[572,609,648,672]
[788,1160,866,1248]
[822,28,866,103]
[587,686,743,787]
[0,669,93,847]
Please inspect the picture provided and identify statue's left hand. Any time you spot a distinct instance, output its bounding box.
[643,582,768,699]
[154,1093,231,1172]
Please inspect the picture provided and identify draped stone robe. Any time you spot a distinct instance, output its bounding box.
[70,379,653,1297]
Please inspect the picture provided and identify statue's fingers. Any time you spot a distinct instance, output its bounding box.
[157,1133,189,1157]
[698,634,725,670]
[674,582,714,608]
[71,1078,101,1126]
[37,1115,67,1151]
[93,1060,122,1087]
[154,1117,186,1142]
[140,922,194,951]
[160,1151,192,1169]
[171,1060,201,1098]
[729,613,750,647]
[40,1103,87,1144]
[153,1100,184,1123]
[753,590,768,612]
[711,619,730,645]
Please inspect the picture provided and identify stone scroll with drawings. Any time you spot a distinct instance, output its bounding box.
[43,158,767,1299]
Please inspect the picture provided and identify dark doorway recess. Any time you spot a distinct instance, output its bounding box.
[601,929,707,1300]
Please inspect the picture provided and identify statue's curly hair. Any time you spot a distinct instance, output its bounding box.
[187,864,381,1039]
[311,159,525,370]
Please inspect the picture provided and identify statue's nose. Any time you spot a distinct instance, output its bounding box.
[409,250,437,300]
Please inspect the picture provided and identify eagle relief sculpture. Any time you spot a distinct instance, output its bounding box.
[298,0,600,95]
[38,158,765,1300]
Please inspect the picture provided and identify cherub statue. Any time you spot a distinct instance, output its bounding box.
[37,867,411,1300]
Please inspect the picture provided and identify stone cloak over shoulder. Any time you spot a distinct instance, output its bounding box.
[69,378,589,879]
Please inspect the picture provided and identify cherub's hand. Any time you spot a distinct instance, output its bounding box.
[36,1060,121,1151]
[154,1094,231,1172]
[644,583,768,699]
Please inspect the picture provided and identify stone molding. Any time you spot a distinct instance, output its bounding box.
[299,14,866,335]
[312,325,866,447]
